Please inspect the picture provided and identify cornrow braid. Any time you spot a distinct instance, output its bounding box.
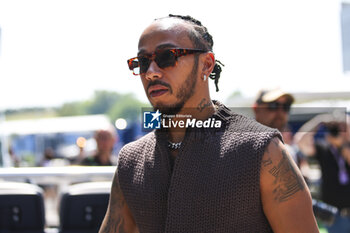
[168,14,213,51]
[156,14,224,92]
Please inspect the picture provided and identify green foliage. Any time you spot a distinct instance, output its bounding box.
[56,90,149,123]
[4,108,58,120]
[4,90,148,124]
[86,90,122,115]
[21,153,36,167]
[57,101,89,116]
[108,94,150,122]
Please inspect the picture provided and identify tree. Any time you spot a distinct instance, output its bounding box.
[86,90,122,115]
[56,91,148,124]
[108,94,149,123]
[57,101,88,116]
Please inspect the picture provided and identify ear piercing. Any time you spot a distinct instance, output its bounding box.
[203,75,207,81]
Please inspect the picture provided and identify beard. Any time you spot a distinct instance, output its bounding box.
[153,56,199,115]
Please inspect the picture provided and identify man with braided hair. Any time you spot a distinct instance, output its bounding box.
[99,14,318,233]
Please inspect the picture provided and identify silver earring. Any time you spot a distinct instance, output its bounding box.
[203,75,207,81]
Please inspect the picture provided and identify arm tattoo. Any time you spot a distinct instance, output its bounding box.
[101,175,127,233]
[197,98,212,112]
[262,158,273,167]
[264,142,305,203]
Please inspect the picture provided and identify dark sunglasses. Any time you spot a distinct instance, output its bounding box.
[266,102,291,112]
[127,48,208,75]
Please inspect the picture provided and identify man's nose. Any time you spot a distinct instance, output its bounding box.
[144,61,162,81]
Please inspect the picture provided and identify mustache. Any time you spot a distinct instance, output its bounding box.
[147,80,172,93]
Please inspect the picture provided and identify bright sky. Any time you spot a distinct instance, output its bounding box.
[0,0,349,110]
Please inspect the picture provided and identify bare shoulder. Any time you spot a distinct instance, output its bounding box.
[260,137,319,233]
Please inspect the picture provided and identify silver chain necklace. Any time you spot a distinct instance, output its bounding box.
[168,141,182,150]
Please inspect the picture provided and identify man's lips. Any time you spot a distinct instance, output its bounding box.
[148,84,169,97]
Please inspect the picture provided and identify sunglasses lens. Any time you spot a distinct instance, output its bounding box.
[267,102,291,112]
[128,49,204,75]
[268,102,278,110]
[155,50,177,69]
[139,56,151,75]
[283,104,291,112]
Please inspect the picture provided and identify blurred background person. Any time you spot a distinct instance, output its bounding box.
[341,115,350,166]
[8,146,20,167]
[79,128,118,166]
[253,88,294,132]
[295,114,350,233]
[39,147,55,167]
[253,88,308,170]
[39,147,69,167]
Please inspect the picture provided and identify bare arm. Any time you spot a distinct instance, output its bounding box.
[99,172,138,233]
[260,137,319,233]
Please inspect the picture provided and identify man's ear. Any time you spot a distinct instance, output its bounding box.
[201,52,215,76]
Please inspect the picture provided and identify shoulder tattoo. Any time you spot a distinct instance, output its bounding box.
[263,138,305,203]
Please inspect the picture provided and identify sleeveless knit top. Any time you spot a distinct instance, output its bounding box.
[117,101,281,233]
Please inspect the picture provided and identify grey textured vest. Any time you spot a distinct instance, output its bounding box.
[118,102,281,233]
